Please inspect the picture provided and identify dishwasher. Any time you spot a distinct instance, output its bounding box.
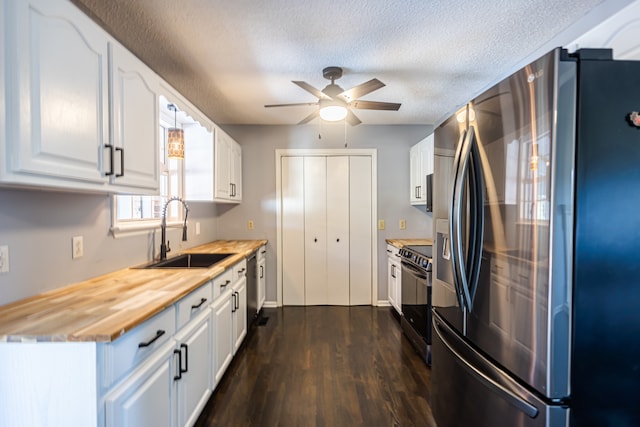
[246,253,258,327]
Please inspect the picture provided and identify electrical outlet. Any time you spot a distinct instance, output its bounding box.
[248,220,254,230]
[72,236,84,259]
[378,220,385,230]
[0,245,9,273]
[195,222,201,235]
[399,219,406,230]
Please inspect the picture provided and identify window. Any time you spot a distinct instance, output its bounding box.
[111,102,185,235]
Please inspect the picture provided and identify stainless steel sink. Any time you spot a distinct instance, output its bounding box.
[140,253,234,269]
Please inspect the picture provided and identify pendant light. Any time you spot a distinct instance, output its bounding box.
[167,104,184,159]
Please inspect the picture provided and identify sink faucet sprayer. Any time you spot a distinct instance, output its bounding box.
[160,196,189,260]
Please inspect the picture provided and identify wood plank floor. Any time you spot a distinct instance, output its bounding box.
[195,306,437,427]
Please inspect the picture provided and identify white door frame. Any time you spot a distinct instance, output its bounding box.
[275,149,378,307]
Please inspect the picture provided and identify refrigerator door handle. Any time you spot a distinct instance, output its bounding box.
[465,126,485,309]
[449,128,468,309]
[433,313,539,419]
[451,128,474,311]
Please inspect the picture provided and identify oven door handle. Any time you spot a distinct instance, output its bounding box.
[401,261,428,280]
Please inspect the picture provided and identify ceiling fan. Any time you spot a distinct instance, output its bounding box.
[264,66,401,126]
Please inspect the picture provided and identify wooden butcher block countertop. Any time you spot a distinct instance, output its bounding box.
[0,240,266,343]
[386,238,433,248]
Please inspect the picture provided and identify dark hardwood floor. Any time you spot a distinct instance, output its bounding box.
[195,306,437,427]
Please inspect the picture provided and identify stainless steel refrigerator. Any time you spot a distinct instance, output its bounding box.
[432,48,640,427]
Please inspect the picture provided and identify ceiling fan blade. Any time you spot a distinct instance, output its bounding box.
[264,102,318,108]
[345,110,362,126]
[298,110,320,125]
[337,78,385,102]
[292,81,332,100]
[350,100,401,111]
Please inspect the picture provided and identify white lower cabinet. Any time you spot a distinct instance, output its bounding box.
[105,339,175,427]
[0,258,253,427]
[257,245,267,310]
[387,244,402,314]
[232,274,247,354]
[212,289,233,386]
[174,310,212,427]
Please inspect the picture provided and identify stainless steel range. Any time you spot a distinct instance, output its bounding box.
[399,244,433,366]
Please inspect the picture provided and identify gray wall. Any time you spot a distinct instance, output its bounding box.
[218,124,434,304]
[0,188,219,305]
[0,123,433,306]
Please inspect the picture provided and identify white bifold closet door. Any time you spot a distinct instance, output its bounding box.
[281,155,372,306]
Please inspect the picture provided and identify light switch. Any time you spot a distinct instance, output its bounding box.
[0,245,8,273]
[399,219,406,230]
[248,220,255,230]
[378,220,385,230]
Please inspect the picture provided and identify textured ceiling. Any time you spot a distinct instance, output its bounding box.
[72,0,632,126]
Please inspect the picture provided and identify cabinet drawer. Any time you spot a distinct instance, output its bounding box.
[212,269,233,300]
[232,259,247,283]
[102,306,176,388]
[386,244,400,258]
[176,282,213,330]
[257,245,267,261]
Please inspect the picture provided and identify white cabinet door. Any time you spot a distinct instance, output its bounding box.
[258,253,266,310]
[326,156,350,305]
[232,275,247,353]
[230,140,242,201]
[110,42,159,192]
[349,156,373,305]
[304,156,328,305]
[388,256,397,310]
[423,134,434,176]
[214,131,231,200]
[174,311,212,427]
[105,341,175,427]
[5,0,109,187]
[212,292,233,385]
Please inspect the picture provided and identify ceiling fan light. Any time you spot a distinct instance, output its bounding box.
[320,105,348,121]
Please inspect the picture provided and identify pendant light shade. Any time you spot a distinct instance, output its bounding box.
[167,104,184,159]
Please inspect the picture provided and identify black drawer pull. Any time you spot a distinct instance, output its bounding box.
[191,297,207,309]
[221,280,231,288]
[138,329,165,348]
[104,144,114,176]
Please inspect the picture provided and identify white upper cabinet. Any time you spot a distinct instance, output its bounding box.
[110,42,160,192]
[185,124,242,203]
[215,128,242,203]
[409,133,434,205]
[0,0,159,194]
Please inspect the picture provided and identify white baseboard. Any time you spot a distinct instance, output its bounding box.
[377,300,391,307]
[262,301,278,308]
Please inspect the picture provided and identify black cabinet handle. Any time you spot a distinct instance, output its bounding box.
[221,280,231,288]
[105,144,114,176]
[173,348,182,380]
[115,147,124,177]
[231,292,237,312]
[259,265,264,279]
[314,238,317,242]
[180,343,188,374]
[336,238,340,242]
[138,329,165,348]
[261,250,266,254]
[191,297,207,309]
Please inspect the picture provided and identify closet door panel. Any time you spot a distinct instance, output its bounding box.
[326,156,350,305]
[281,156,305,305]
[304,156,327,305]
[349,156,373,305]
